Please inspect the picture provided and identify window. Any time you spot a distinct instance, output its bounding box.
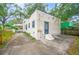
[32,21,35,28]
[28,23,30,28]
[26,24,27,30]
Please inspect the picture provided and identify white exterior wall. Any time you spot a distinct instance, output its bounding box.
[23,10,61,40]
[36,10,61,40]
[23,11,38,39]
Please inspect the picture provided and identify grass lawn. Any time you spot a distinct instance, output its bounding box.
[0,30,14,48]
[67,36,79,55]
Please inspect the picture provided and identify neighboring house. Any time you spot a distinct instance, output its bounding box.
[13,19,24,32]
[23,10,61,40]
[14,24,23,32]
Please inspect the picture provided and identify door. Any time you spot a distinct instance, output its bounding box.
[44,21,49,34]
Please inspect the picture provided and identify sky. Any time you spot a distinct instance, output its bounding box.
[47,3,56,10]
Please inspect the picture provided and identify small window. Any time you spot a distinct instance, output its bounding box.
[26,24,27,30]
[28,23,30,28]
[32,21,35,28]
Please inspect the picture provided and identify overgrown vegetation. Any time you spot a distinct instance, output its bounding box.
[0,30,14,48]
[67,37,79,55]
[2,30,14,43]
[0,44,6,48]
[50,3,79,21]
[23,32,36,42]
[62,28,79,36]
[62,22,79,36]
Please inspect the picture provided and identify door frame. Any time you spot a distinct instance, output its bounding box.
[44,21,49,34]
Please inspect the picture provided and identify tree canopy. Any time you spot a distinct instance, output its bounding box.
[0,3,19,31]
[1,3,79,30]
[50,3,79,21]
[23,3,47,18]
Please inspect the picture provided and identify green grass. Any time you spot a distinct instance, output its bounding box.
[67,37,79,55]
[23,32,36,42]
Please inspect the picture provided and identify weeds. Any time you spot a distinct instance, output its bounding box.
[23,32,36,42]
[67,36,79,55]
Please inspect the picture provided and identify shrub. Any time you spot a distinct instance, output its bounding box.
[0,30,14,48]
[2,30,14,44]
[62,28,79,36]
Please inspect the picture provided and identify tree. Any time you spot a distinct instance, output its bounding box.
[50,3,79,34]
[50,3,79,21]
[10,3,48,24]
[24,3,47,18]
[0,4,15,31]
[0,3,18,44]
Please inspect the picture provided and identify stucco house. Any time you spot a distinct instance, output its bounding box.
[22,10,61,40]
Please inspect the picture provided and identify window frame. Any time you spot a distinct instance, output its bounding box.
[32,21,35,28]
[26,24,27,30]
[44,21,49,34]
[28,23,30,28]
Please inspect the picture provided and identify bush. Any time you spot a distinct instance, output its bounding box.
[62,28,79,36]
[2,30,14,44]
[0,30,14,48]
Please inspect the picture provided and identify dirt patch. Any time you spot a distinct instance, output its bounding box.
[3,33,62,55]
